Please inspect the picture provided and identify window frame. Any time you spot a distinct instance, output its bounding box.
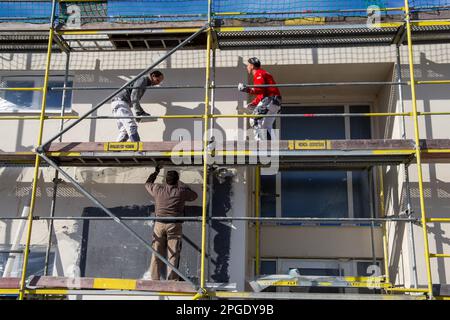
[271,103,376,220]
[0,245,56,277]
[0,74,74,114]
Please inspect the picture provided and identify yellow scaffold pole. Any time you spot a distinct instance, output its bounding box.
[404,0,434,299]
[196,0,213,300]
[18,2,56,300]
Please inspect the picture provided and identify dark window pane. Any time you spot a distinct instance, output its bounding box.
[47,81,73,111]
[4,81,34,109]
[295,268,340,277]
[281,106,345,140]
[280,106,347,218]
[0,251,54,277]
[260,260,277,275]
[26,252,55,277]
[350,105,371,139]
[281,171,348,218]
[261,174,276,217]
[352,171,371,218]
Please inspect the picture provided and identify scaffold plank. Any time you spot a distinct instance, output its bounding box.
[2,139,450,167]
[1,276,196,293]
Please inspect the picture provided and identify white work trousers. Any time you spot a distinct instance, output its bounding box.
[250,97,281,141]
[111,100,140,142]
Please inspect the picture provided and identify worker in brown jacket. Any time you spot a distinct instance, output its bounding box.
[144,167,198,281]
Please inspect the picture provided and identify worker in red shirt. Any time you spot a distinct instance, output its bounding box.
[238,57,282,140]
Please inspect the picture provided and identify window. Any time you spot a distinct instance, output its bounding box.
[259,259,382,294]
[0,76,73,113]
[261,105,373,220]
[0,248,55,277]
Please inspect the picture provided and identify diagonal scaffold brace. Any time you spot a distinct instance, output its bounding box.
[37,23,209,153]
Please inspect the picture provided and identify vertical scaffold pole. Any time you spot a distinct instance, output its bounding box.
[44,51,70,276]
[18,0,57,300]
[198,0,213,297]
[206,48,216,282]
[255,166,261,276]
[404,0,434,299]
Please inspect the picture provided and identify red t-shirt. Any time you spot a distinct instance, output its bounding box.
[248,69,281,106]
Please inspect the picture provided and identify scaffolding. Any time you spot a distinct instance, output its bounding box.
[0,0,449,300]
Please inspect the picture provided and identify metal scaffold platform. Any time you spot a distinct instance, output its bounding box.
[1,139,450,168]
[1,0,450,301]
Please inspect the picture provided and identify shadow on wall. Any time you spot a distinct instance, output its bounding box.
[381,50,450,285]
[208,169,233,283]
[79,204,203,280]
[78,171,234,283]
[160,102,226,142]
[385,167,450,285]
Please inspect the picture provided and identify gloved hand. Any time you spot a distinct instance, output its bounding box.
[135,110,151,123]
[238,83,248,92]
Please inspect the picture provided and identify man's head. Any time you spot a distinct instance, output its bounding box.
[246,57,261,74]
[165,170,179,186]
[149,70,164,86]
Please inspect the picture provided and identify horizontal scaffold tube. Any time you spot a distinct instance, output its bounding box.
[3,80,448,93]
[0,88,43,91]
[8,111,450,121]
[46,80,450,91]
[0,216,418,222]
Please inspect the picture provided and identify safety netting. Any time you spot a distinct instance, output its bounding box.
[0,1,450,24]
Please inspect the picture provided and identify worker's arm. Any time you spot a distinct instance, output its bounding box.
[178,182,198,202]
[130,76,147,114]
[144,167,161,196]
[248,73,265,106]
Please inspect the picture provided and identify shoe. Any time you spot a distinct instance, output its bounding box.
[136,111,156,123]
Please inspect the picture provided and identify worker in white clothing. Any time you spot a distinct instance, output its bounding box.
[111,70,164,142]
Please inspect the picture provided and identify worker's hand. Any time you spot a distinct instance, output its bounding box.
[236,105,246,114]
[155,164,162,173]
[238,83,248,92]
[135,110,151,123]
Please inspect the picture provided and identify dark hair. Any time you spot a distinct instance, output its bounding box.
[166,170,179,185]
[248,57,261,68]
[150,70,164,78]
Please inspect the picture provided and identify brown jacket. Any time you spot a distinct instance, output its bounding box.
[145,181,198,218]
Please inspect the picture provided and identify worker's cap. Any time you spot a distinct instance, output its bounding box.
[248,57,261,68]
